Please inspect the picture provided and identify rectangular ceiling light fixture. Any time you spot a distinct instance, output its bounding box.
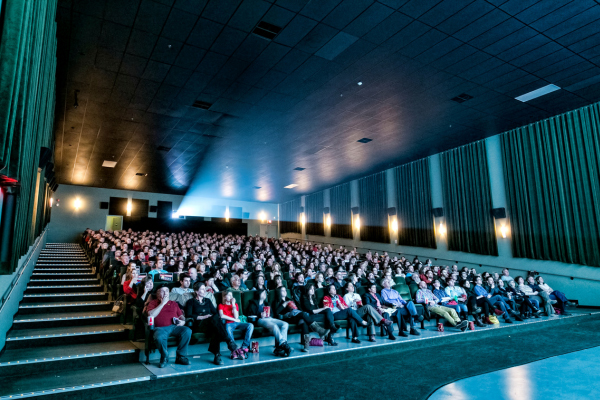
[253,21,282,40]
[515,84,560,102]
[254,186,262,189]
[135,172,148,176]
[294,167,306,171]
[284,184,299,189]
[192,100,212,109]
[102,160,117,168]
[451,93,473,103]
[157,146,171,152]
[357,138,372,143]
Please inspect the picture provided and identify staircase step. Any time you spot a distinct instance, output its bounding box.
[18,301,112,314]
[0,341,139,378]
[22,292,109,303]
[13,311,120,329]
[5,324,128,349]
[0,363,150,398]
[28,278,100,286]
[31,272,96,279]
[33,268,93,273]
[25,284,104,294]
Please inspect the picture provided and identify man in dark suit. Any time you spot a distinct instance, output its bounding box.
[362,283,401,339]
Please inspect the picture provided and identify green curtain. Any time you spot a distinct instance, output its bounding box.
[330,182,352,239]
[0,0,57,273]
[305,191,324,236]
[280,198,301,234]
[395,158,436,248]
[501,102,600,267]
[359,171,390,244]
[441,141,498,256]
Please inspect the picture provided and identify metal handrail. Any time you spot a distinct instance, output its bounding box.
[0,229,46,314]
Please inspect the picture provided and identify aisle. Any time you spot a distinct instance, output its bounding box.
[429,346,600,400]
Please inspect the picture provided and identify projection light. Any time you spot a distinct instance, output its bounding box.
[438,222,447,236]
[74,197,81,210]
[325,215,331,228]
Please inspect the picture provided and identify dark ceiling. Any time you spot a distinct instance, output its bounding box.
[54,0,600,202]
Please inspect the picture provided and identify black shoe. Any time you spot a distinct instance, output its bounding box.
[456,321,468,330]
[368,336,377,343]
[214,354,223,365]
[562,311,572,316]
[533,313,541,318]
[351,338,361,344]
[513,313,524,321]
[326,334,338,346]
[504,318,513,324]
[282,342,293,357]
[273,346,285,357]
[475,319,485,327]
[330,324,340,334]
[520,314,529,320]
[409,327,421,336]
[473,307,482,314]
[398,330,408,337]
[159,357,168,368]
[388,334,397,340]
[175,355,190,365]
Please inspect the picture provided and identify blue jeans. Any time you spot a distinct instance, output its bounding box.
[225,322,254,348]
[393,301,418,328]
[153,325,191,359]
[489,295,511,318]
[446,303,468,314]
[550,291,568,311]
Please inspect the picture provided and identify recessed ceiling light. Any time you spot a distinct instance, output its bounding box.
[357,138,372,143]
[192,100,212,110]
[515,84,560,102]
[254,186,262,189]
[284,184,298,189]
[102,160,117,168]
[135,173,147,176]
[294,167,306,171]
[357,82,362,86]
[253,21,282,40]
[451,93,473,103]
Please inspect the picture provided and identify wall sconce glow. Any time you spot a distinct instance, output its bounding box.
[500,224,508,238]
[259,211,266,222]
[300,213,306,224]
[391,219,398,232]
[354,216,360,230]
[172,211,179,219]
[225,208,230,222]
[126,200,132,216]
[438,222,447,236]
[325,215,331,228]
[74,197,81,210]
[49,197,54,207]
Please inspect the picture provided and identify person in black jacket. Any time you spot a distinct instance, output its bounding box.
[362,283,400,339]
[273,286,329,353]
[301,284,338,346]
[247,289,292,357]
[185,282,238,365]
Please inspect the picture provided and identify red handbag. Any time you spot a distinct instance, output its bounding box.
[309,338,323,346]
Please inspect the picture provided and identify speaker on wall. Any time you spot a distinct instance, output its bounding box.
[351,207,360,214]
[39,147,52,169]
[387,207,396,216]
[432,208,444,218]
[99,202,109,209]
[149,205,157,213]
[44,162,54,179]
[299,206,304,213]
[491,207,506,219]
[323,207,330,214]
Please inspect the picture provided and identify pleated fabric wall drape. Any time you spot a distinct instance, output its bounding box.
[395,159,436,248]
[0,0,57,273]
[359,171,390,244]
[441,141,498,256]
[330,182,352,239]
[280,198,301,234]
[305,191,324,236]
[501,102,600,267]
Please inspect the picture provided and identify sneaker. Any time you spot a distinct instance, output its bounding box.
[409,328,421,336]
[459,323,468,332]
[456,321,468,330]
[230,349,240,360]
[159,357,168,368]
[214,354,223,365]
[351,338,361,344]
[175,355,190,366]
[566,301,577,308]
[549,300,557,305]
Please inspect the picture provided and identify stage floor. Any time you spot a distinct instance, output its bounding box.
[429,345,600,400]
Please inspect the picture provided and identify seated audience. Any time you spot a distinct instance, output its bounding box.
[380,278,421,336]
[343,282,392,342]
[416,281,468,331]
[218,291,254,358]
[301,285,338,346]
[247,289,292,356]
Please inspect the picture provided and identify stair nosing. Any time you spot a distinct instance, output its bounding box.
[20,301,112,308]
[6,327,126,341]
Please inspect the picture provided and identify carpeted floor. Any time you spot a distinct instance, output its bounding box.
[112,318,600,400]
